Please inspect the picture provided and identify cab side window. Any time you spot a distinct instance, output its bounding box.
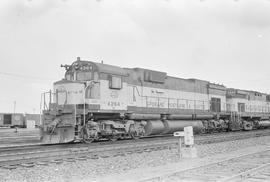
[85,83,100,99]
[109,75,122,89]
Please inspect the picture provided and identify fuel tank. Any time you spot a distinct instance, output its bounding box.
[144,120,165,135]
[258,120,270,128]
[162,120,204,134]
[144,120,204,136]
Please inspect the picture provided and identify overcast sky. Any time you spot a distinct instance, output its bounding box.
[0,0,270,113]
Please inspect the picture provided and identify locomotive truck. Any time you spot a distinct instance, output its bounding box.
[40,57,270,144]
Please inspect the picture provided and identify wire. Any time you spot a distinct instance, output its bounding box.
[0,71,56,81]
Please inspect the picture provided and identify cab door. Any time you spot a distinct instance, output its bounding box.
[211,97,221,112]
[238,103,245,112]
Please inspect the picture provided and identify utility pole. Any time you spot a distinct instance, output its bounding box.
[13,101,16,114]
[13,101,17,133]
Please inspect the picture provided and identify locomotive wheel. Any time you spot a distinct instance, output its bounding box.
[81,127,95,143]
[82,132,95,143]
[129,125,140,140]
[130,131,140,140]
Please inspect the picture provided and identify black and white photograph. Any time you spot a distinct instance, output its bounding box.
[1,0,270,181]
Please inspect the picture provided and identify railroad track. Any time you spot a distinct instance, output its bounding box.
[232,165,270,182]
[1,129,270,170]
[144,149,270,182]
[0,139,171,169]
[1,128,270,150]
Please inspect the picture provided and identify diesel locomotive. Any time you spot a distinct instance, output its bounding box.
[40,57,270,144]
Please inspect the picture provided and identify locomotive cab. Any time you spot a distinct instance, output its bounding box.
[41,57,102,143]
[54,58,101,106]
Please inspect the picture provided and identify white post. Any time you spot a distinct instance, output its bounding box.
[174,131,185,158]
[184,126,194,147]
[178,137,182,158]
[183,126,197,158]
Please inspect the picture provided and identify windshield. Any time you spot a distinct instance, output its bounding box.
[76,71,92,81]
[65,72,74,81]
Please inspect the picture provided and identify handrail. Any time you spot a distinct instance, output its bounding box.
[134,93,270,114]
[41,90,68,111]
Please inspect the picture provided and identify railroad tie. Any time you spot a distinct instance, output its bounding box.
[20,162,35,168]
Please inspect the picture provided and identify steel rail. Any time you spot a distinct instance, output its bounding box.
[218,162,270,182]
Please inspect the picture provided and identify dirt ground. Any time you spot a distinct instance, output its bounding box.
[97,138,270,182]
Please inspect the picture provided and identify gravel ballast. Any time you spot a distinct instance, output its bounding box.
[1,135,270,182]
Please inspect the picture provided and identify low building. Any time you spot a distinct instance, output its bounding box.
[0,113,24,127]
